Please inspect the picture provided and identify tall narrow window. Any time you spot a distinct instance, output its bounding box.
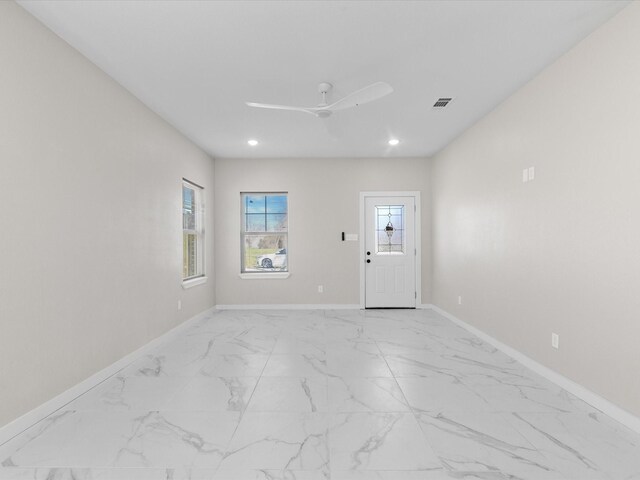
[241,192,288,273]
[183,179,205,281]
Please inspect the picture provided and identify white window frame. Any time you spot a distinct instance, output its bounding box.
[240,192,290,279]
[182,179,207,288]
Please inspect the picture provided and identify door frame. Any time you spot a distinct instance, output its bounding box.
[359,191,422,309]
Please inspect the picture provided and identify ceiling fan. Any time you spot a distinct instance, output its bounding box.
[246,82,393,118]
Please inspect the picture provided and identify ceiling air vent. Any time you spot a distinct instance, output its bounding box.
[433,97,453,108]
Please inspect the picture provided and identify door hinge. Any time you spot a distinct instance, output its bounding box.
[414,204,416,212]
[414,248,417,256]
[415,291,417,299]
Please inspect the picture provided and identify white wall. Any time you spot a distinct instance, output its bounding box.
[214,157,431,306]
[431,3,640,416]
[0,2,215,428]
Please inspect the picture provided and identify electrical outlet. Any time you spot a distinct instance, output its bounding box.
[318,285,324,293]
[177,300,182,311]
[551,333,559,349]
[458,295,462,305]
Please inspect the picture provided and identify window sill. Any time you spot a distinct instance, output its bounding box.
[239,272,290,280]
[182,276,208,289]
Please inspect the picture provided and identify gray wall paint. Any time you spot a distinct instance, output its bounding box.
[431,4,640,416]
[214,157,431,306]
[0,2,215,428]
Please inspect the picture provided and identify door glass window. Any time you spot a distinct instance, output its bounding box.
[375,205,404,254]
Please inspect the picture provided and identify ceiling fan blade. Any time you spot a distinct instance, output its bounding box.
[246,102,317,116]
[327,82,393,111]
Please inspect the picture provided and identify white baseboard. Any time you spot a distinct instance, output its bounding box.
[216,304,361,310]
[216,304,432,311]
[0,307,217,446]
[425,304,640,434]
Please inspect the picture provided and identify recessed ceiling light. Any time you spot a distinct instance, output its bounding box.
[248,139,258,146]
[388,139,400,146]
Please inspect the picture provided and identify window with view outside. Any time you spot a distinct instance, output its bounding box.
[241,193,288,273]
[183,180,204,280]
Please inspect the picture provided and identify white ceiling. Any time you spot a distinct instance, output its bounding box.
[18,0,629,159]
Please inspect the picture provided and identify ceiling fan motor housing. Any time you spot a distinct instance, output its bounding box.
[318,82,332,94]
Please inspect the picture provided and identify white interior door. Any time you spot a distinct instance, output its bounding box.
[364,195,416,308]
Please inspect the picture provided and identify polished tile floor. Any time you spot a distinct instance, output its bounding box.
[1,309,640,479]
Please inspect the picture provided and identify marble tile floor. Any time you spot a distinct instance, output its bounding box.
[1,309,640,480]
